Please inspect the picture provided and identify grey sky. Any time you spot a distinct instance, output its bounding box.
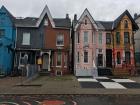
[1,0,140,21]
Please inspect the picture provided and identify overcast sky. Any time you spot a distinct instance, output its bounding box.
[1,0,140,21]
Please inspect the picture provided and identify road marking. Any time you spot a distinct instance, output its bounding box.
[0,102,19,105]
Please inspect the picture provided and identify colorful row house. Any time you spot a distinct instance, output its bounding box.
[0,5,139,76]
[0,6,16,75]
[14,5,71,76]
[134,14,140,67]
[72,9,138,76]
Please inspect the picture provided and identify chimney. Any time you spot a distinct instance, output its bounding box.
[134,13,138,19]
[74,14,77,21]
[66,14,69,19]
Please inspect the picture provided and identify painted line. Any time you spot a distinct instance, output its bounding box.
[23,101,31,105]
[0,102,19,105]
[72,101,77,105]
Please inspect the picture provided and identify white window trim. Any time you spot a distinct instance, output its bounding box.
[83,31,89,45]
[56,34,64,46]
[22,32,30,45]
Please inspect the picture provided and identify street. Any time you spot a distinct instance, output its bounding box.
[0,95,140,105]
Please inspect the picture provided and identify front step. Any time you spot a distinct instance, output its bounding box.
[39,71,50,76]
[113,68,130,76]
[98,68,113,76]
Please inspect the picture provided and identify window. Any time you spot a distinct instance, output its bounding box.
[22,33,30,45]
[106,33,111,44]
[124,20,128,28]
[125,51,131,64]
[0,29,5,37]
[99,33,102,44]
[116,32,120,44]
[84,31,88,45]
[117,52,121,64]
[57,52,62,66]
[64,53,67,67]
[124,32,130,44]
[85,19,87,25]
[44,19,48,26]
[56,34,64,46]
[77,52,80,63]
[84,51,88,63]
[77,32,80,43]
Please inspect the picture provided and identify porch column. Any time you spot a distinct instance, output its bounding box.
[48,51,51,71]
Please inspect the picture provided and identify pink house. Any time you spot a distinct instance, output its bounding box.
[73,9,106,76]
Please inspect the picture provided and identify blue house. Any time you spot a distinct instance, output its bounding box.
[0,6,16,75]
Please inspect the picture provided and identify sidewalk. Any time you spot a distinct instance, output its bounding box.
[0,75,140,95]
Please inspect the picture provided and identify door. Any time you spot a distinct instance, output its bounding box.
[98,54,103,66]
[106,49,112,67]
[42,54,49,71]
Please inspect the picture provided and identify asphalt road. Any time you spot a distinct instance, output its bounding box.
[0,95,140,105]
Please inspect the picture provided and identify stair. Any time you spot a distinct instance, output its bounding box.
[113,68,130,76]
[98,68,113,76]
[39,69,50,76]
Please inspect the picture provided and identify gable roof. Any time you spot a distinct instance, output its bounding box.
[0,6,15,22]
[98,21,113,31]
[74,8,98,31]
[53,18,71,28]
[36,5,55,28]
[15,17,38,27]
[113,10,139,31]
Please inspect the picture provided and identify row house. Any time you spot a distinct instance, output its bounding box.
[72,9,106,76]
[14,5,71,76]
[134,14,140,67]
[0,6,16,75]
[72,9,138,76]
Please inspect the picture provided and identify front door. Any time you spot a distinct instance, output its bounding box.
[106,49,112,67]
[42,54,49,71]
[98,54,103,67]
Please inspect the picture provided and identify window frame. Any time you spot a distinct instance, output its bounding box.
[99,32,102,44]
[0,29,5,37]
[56,51,62,67]
[117,52,121,64]
[124,32,130,44]
[22,32,31,45]
[84,51,88,63]
[56,34,64,46]
[83,31,88,45]
[125,51,131,64]
[116,32,120,44]
[106,33,111,44]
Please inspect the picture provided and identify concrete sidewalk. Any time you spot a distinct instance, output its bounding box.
[0,75,140,95]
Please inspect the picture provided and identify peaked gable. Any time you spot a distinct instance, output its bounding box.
[75,8,98,31]
[36,5,55,28]
[0,6,15,23]
[113,10,139,31]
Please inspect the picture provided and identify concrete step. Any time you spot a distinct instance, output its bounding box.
[39,71,50,76]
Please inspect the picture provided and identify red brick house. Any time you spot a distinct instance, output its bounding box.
[38,5,71,75]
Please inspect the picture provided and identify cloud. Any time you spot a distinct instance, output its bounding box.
[0,0,140,20]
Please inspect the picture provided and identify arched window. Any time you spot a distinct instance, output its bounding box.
[124,20,128,28]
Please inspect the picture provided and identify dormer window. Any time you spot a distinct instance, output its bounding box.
[124,20,128,28]
[85,19,87,25]
[44,19,48,26]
